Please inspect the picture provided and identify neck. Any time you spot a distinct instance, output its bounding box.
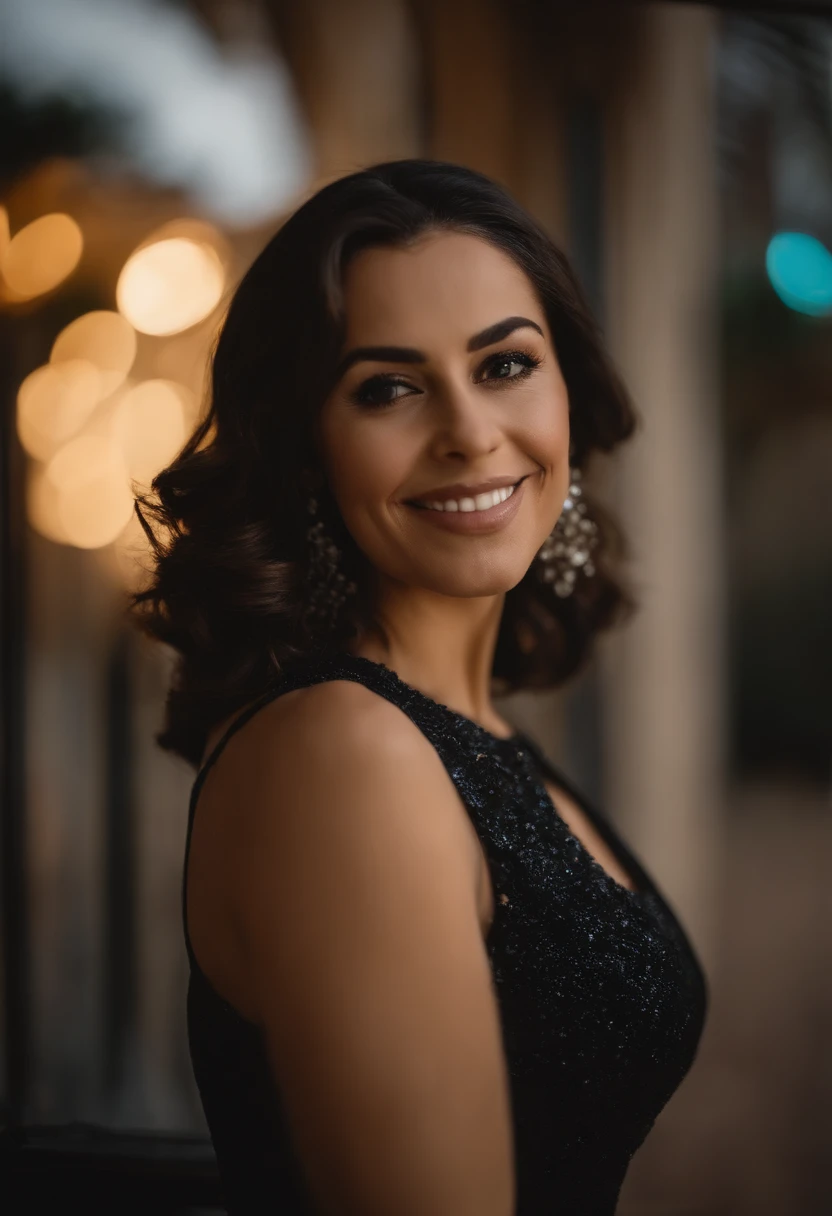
[348,580,514,738]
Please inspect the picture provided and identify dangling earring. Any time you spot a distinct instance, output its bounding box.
[303,493,357,634]
[535,467,599,597]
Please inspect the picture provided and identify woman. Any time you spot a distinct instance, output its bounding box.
[131,159,708,1216]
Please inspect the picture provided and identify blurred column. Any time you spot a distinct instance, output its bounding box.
[267,0,421,178]
[416,0,569,241]
[601,4,726,967]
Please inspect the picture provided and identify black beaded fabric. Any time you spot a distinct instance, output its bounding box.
[183,651,709,1216]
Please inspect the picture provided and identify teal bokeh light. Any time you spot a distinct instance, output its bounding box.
[765,232,832,317]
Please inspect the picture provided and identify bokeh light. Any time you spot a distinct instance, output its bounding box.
[1,212,83,299]
[43,434,134,549]
[50,310,137,394]
[116,237,225,335]
[59,472,136,550]
[16,359,104,461]
[108,509,155,595]
[148,217,232,268]
[27,464,69,545]
[765,231,832,317]
[151,321,216,406]
[111,379,190,485]
[46,433,124,493]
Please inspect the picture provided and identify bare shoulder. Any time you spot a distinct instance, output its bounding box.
[202,675,477,885]
[215,676,441,794]
[193,677,514,1214]
[270,676,425,750]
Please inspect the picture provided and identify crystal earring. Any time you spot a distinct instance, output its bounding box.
[303,493,357,634]
[535,467,599,598]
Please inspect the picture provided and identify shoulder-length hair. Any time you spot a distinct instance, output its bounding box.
[129,158,638,768]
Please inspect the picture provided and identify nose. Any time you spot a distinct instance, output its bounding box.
[427,377,503,463]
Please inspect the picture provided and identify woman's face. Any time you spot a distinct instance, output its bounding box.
[318,230,570,600]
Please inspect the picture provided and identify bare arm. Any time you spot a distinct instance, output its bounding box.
[218,679,515,1216]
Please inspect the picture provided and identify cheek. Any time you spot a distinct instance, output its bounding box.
[517,381,571,522]
[518,377,570,463]
[321,415,409,525]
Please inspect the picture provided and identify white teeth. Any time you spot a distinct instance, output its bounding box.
[420,483,517,512]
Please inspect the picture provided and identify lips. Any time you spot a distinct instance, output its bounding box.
[405,474,529,511]
[403,473,529,535]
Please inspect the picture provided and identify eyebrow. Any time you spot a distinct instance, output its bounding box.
[334,315,545,379]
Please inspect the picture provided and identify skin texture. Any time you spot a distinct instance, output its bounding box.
[186,232,631,1216]
[192,680,516,1216]
[319,230,571,731]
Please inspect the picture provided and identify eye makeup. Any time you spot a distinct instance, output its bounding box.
[477,350,543,386]
[348,347,544,409]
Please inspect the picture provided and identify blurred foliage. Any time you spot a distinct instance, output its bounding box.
[745,14,832,154]
[0,81,128,194]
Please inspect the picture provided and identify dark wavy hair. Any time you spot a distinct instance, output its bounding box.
[129,159,639,768]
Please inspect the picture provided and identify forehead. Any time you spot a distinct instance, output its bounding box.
[339,230,546,344]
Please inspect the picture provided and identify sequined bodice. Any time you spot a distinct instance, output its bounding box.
[183,651,708,1215]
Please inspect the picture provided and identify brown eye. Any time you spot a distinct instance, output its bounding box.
[493,357,527,378]
[479,350,542,384]
[351,376,415,408]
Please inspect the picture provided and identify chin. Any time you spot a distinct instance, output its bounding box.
[409,554,533,599]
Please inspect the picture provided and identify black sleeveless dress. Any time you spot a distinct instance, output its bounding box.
[183,652,708,1215]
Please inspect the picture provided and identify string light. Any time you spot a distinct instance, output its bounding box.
[1,212,83,299]
[17,360,103,461]
[111,379,188,485]
[117,236,225,335]
[51,310,137,394]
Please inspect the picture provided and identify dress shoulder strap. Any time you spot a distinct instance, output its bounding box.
[191,684,286,800]
[182,650,469,964]
[193,649,462,799]
[182,650,542,980]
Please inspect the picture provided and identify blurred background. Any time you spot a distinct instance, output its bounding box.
[1,1,830,1213]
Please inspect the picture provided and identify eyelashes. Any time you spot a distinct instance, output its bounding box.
[482,350,543,385]
[350,376,412,408]
[348,349,544,409]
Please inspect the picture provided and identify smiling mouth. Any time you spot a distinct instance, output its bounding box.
[406,475,529,514]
